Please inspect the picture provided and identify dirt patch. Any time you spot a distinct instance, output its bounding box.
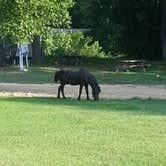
[0,83,166,99]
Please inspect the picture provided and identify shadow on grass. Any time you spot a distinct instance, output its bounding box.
[0,97,166,116]
[1,63,166,84]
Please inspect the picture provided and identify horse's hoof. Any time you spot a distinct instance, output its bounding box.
[77,98,80,100]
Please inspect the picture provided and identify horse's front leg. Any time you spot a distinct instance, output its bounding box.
[85,85,89,100]
[77,85,83,100]
[61,84,66,99]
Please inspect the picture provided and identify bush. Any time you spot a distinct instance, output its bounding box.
[43,32,105,59]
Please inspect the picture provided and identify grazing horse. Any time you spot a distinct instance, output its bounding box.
[54,68,101,100]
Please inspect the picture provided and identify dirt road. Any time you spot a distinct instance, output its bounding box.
[0,83,166,99]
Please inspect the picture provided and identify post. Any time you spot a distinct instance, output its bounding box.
[19,43,24,70]
[25,52,28,69]
[19,42,29,71]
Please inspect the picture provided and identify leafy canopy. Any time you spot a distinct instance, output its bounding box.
[0,0,73,43]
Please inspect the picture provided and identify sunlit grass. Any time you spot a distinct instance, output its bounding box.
[0,97,165,165]
[0,62,166,84]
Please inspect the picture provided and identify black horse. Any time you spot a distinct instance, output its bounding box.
[54,68,101,100]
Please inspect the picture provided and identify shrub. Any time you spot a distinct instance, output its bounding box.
[43,32,105,58]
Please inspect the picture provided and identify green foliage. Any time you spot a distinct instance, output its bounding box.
[44,32,105,58]
[71,0,161,60]
[44,32,72,57]
[0,0,73,43]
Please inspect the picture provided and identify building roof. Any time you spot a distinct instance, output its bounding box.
[52,28,91,33]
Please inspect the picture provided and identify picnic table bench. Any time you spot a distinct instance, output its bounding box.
[115,60,151,72]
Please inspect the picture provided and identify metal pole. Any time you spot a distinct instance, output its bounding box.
[19,43,24,70]
[25,52,28,69]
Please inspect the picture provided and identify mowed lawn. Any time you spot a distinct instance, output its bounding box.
[0,61,166,85]
[0,97,166,165]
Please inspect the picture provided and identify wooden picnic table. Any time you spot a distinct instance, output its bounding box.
[115,60,151,72]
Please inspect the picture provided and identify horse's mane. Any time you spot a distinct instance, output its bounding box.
[88,73,101,92]
[79,68,101,92]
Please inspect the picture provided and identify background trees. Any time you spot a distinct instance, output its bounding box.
[0,0,165,66]
[0,0,73,65]
[161,0,166,60]
[71,0,161,60]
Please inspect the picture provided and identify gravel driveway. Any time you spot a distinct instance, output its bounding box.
[0,83,166,99]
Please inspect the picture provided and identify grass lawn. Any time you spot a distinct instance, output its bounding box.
[0,97,166,165]
[0,61,166,85]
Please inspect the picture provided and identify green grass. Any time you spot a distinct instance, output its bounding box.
[0,61,166,84]
[0,97,166,165]
[0,66,56,84]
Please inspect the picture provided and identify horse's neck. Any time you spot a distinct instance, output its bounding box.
[88,76,97,90]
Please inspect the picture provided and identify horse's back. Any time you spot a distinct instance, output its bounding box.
[55,68,99,87]
[59,70,80,85]
[64,68,89,85]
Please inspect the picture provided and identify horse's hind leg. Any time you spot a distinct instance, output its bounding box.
[77,85,83,100]
[85,85,89,100]
[61,84,66,99]
[57,85,61,98]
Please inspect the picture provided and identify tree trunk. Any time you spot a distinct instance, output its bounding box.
[0,45,6,67]
[161,0,166,60]
[32,35,44,65]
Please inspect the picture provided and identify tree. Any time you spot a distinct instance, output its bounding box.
[0,0,73,65]
[161,0,166,60]
[71,0,161,60]
[0,45,6,67]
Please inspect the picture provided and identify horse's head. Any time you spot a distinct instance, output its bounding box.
[92,86,101,100]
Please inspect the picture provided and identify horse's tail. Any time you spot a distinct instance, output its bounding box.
[54,72,58,82]
[88,73,101,93]
[54,70,64,82]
